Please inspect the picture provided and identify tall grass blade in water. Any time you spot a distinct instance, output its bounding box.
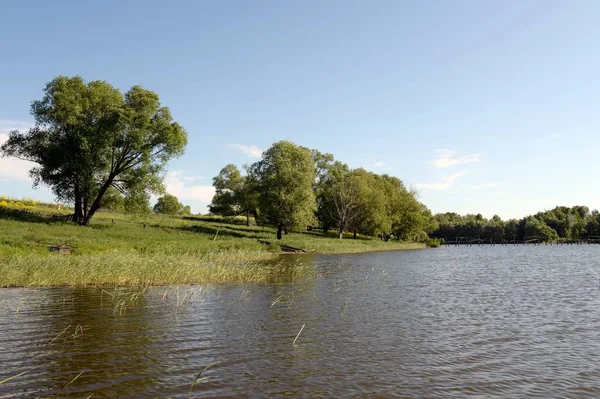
[293,324,306,347]
[189,362,220,397]
[0,367,37,385]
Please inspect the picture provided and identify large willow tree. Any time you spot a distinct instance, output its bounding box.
[1,76,187,225]
[250,141,316,239]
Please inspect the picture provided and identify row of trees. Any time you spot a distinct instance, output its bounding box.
[431,206,600,242]
[209,141,437,240]
[100,189,191,216]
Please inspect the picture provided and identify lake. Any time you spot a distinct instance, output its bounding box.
[2,246,600,397]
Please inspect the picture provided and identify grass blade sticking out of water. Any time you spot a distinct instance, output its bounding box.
[0,367,38,385]
[47,325,71,346]
[293,324,306,347]
[189,362,219,397]
[55,371,85,398]
[63,371,84,389]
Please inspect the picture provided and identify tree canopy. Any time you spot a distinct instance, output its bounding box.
[209,140,435,241]
[208,164,258,225]
[431,205,600,243]
[153,194,190,215]
[0,76,187,225]
[250,141,316,239]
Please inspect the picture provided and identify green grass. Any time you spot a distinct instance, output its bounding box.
[0,205,424,287]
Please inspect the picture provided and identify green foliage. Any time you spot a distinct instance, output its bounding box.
[0,75,187,225]
[100,187,124,211]
[250,141,317,239]
[208,164,258,225]
[524,217,559,241]
[124,190,151,214]
[312,150,347,232]
[432,205,600,243]
[153,193,187,215]
[425,237,442,248]
[211,141,436,241]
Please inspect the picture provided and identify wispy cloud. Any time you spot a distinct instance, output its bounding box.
[165,170,215,206]
[227,144,263,158]
[0,120,32,135]
[0,120,36,182]
[432,149,482,168]
[415,171,470,191]
[180,175,206,182]
[373,161,392,171]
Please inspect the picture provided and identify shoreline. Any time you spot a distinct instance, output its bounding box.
[0,243,426,288]
[1,207,428,288]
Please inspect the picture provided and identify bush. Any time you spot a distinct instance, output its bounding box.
[425,237,441,248]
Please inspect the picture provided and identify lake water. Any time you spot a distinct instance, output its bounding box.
[2,246,600,398]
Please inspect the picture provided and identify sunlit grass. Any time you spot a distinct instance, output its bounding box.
[0,206,424,287]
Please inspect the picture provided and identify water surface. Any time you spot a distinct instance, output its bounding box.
[2,246,600,397]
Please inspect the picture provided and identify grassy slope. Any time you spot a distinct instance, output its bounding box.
[0,205,424,287]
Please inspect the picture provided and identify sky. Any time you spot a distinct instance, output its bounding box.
[1,0,600,219]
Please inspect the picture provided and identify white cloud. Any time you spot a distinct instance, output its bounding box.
[432,149,482,168]
[165,170,215,205]
[227,144,263,158]
[373,161,392,171]
[0,120,32,134]
[180,175,206,182]
[415,171,470,191]
[0,120,36,182]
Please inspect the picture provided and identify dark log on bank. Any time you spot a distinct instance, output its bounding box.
[280,244,306,253]
[48,245,72,254]
[257,239,306,253]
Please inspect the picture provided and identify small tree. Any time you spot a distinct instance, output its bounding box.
[124,189,151,214]
[250,141,316,239]
[330,173,361,239]
[209,164,259,225]
[99,186,124,211]
[154,194,184,215]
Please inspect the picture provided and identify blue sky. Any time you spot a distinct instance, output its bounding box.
[2,1,600,219]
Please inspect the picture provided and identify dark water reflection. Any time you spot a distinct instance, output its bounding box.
[2,246,600,397]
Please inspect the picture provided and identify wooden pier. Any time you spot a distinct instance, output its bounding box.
[443,236,600,247]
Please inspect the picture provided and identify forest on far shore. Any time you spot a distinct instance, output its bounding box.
[430,206,600,242]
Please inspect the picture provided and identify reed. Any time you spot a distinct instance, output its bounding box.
[0,205,424,287]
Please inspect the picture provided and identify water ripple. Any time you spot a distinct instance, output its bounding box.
[2,246,600,397]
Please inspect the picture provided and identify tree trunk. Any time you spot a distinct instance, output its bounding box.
[252,209,260,226]
[353,230,357,239]
[246,210,250,226]
[338,220,345,239]
[277,224,283,240]
[73,192,83,225]
[82,175,115,225]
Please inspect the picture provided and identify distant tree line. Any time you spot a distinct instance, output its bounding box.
[100,188,191,216]
[431,206,600,243]
[209,140,437,240]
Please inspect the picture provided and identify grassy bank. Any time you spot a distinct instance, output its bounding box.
[0,205,424,287]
